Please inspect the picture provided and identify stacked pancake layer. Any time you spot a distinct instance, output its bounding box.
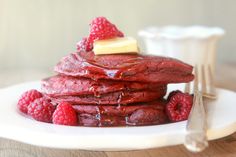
[41,51,194,126]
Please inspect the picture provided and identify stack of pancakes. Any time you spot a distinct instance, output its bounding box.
[41,51,194,126]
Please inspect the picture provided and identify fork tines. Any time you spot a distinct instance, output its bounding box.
[185,64,217,99]
[201,64,217,99]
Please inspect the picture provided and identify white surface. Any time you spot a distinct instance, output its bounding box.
[0,81,235,151]
[138,26,225,73]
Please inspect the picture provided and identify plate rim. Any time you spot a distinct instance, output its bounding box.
[0,81,235,151]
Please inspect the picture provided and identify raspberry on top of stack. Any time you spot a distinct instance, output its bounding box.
[17,17,194,126]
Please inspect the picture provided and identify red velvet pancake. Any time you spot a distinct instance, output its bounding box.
[74,100,168,126]
[41,75,166,97]
[54,51,194,83]
[46,87,167,105]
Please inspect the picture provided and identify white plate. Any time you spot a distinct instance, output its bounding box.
[0,81,236,151]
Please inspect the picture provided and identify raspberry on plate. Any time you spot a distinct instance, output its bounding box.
[52,102,77,126]
[17,89,43,114]
[167,90,182,101]
[166,91,193,122]
[28,97,55,123]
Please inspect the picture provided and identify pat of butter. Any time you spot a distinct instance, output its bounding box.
[93,37,139,55]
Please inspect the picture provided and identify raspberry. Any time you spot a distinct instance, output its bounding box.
[76,37,93,52]
[167,90,182,101]
[166,91,193,122]
[52,102,77,126]
[28,98,55,123]
[17,89,43,114]
[75,17,124,52]
[87,17,124,48]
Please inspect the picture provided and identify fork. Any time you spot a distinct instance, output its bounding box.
[183,65,209,152]
[185,64,217,99]
[201,65,217,99]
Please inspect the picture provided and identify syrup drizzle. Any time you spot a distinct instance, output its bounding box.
[92,90,138,126]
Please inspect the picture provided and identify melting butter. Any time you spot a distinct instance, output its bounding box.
[93,37,139,55]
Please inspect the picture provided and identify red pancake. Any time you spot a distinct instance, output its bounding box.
[73,100,166,116]
[54,51,194,83]
[47,87,167,105]
[41,75,166,97]
[74,100,168,126]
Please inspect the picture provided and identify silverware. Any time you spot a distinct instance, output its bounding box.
[202,65,217,99]
[184,65,208,152]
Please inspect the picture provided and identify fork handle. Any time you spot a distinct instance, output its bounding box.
[184,91,208,152]
[185,131,208,152]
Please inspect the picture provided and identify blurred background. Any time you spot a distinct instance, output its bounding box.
[0,0,235,87]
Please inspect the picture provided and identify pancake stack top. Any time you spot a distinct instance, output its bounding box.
[41,51,194,126]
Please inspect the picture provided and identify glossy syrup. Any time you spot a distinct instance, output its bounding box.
[93,90,137,126]
[82,51,144,80]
